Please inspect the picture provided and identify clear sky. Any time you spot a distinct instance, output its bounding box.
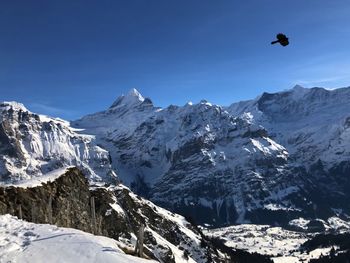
[1,0,350,119]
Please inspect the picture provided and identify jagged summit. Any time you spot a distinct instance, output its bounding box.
[287,85,350,98]
[128,87,143,97]
[110,88,145,108]
[288,84,310,100]
[262,84,308,96]
[292,84,305,91]
[0,101,28,112]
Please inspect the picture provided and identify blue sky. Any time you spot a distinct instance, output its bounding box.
[1,0,350,119]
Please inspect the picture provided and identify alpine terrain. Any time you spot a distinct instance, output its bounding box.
[1,85,350,262]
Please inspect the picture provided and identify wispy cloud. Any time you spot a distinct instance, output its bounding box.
[290,53,350,89]
[295,76,348,86]
[27,102,77,119]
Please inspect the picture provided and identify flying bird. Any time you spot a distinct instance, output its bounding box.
[271,33,289,47]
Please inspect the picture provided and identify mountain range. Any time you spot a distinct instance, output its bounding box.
[1,85,349,227]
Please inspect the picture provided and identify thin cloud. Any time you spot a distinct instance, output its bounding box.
[295,76,347,86]
[27,103,77,118]
[291,55,350,89]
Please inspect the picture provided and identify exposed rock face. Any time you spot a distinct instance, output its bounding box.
[0,168,93,231]
[0,102,117,184]
[0,167,224,263]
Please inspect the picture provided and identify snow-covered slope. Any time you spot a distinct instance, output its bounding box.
[0,101,117,184]
[0,214,155,263]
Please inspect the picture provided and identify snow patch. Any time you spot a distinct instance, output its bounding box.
[0,214,155,263]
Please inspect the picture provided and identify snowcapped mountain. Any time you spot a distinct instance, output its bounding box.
[227,85,350,168]
[227,86,350,220]
[72,87,350,226]
[0,101,117,184]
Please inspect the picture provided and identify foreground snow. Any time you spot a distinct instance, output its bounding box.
[0,214,155,263]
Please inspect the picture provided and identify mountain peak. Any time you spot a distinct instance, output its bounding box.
[288,85,310,100]
[110,88,145,108]
[127,88,144,99]
[292,84,305,91]
[0,101,28,112]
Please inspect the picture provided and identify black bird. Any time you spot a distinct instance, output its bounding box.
[271,33,289,47]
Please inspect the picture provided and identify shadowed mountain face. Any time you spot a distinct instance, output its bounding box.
[1,86,350,227]
[71,86,350,227]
